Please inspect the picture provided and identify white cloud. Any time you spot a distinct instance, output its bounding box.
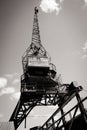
[5,73,19,79]
[81,54,87,59]
[12,78,20,85]
[81,42,87,59]
[0,87,15,96]
[83,0,87,8]
[84,0,87,5]
[10,92,20,100]
[83,42,87,52]
[60,0,64,3]
[5,74,13,79]
[40,0,62,15]
[0,77,7,88]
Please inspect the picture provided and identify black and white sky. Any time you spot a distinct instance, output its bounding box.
[0,0,87,129]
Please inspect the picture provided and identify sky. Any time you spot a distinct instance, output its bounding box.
[0,0,87,129]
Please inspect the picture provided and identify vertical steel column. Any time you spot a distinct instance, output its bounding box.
[24,117,26,128]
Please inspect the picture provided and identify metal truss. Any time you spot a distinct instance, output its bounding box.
[10,7,87,130]
[39,89,87,130]
[22,7,50,73]
[10,85,82,130]
[9,91,58,129]
[9,95,39,129]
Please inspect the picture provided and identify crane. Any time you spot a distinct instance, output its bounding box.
[10,7,58,130]
[10,7,87,130]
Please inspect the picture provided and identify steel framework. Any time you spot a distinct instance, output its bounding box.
[39,88,87,130]
[10,7,58,129]
[10,7,87,130]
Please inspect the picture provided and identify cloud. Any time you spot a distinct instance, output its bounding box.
[81,42,87,59]
[60,0,64,3]
[5,74,14,79]
[81,54,87,59]
[12,78,20,85]
[10,92,20,100]
[0,77,7,88]
[83,0,87,8]
[5,73,19,79]
[84,0,87,5]
[40,0,63,15]
[83,42,87,52]
[0,87,15,96]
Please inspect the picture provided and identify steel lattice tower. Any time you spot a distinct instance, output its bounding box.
[10,7,58,129]
[10,7,87,130]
